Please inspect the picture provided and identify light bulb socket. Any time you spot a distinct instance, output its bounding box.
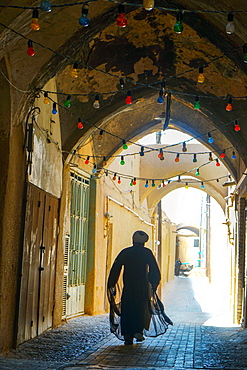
[82,4,89,15]
[198,66,204,74]
[32,9,39,18]
[227,12,234,22]
[28,40,33,48]
[73,62,78,69]
[118,4,125,13]
[176,11,183,22]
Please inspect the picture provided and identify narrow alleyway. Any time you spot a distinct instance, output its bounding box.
[1,272,247,370]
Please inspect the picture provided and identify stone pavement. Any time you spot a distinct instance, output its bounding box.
[1,274,247,370]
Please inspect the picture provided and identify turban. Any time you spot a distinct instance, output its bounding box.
[132,230,149,244]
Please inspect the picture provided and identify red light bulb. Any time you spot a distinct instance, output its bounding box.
[27,40,35,56]
[117,4,127,27]
[215,159,221,167]
[85,156,90,164]
[78,118,83,129]
[118,177,121,184]
[234,121,240,131]
[125,91,132,104]
[133,178,137,185]
[220,151,226,158]
[175,153,180,162]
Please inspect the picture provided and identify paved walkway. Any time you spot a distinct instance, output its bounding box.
[1,274,247,370]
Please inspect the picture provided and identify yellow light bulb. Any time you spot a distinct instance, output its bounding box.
[71,63,79,78]
[30,18,40,31]
[197,73,205,83]
[143,0,154,11]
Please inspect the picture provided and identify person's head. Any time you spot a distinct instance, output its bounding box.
[132,230,149,245]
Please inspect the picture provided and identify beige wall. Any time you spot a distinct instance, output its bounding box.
[29,78,63,198]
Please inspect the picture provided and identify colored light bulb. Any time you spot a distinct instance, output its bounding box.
[103,157,107,166]
[182,142,187,152]
[30,9,40,31]
[185,182,189,189]
[92,165,97,174]
[43,92,49,104]
[193,154,197,163]
[215,159,221,167]
[234,121,240,131]
[201,182,205,189]
[117,4,127,27]
[79,4,89,26]
[64,95,71,108]
[226,97,232,111]
[208,133,214,143]
[157,90,164,103]
[174,11,183,34]
[232,151,236,159]
[133,178,137,185]
[122,140,128,150]
[120,156,125,165]
[194,96,200,110]
[145,180,149,188]
[85,156,90,164]
[93,94,100,109]
[98,130,104,140]
[40,0,52,12]
[195,168,200,176]
[220,150,226,159]
[226,13,235,34]
[27,40,35,56]
[71,63,79,78]
[209,152,213,161]
[119,77,124,89]
[52,102,57,114]
[158,149,164,159]
[118,177,121,184]
[125,90,133,104]
[78,118,83,129]
[130,180,133,186]
[140,146,145,156]
[143,0,154,11]
[162,181,166,187]
[152,180,155,187]
[175,153,180,162]
[113,173,117,181]
[197,67,204,83]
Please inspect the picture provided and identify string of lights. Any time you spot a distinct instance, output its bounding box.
[1,0,247,14]
[1,11,247,101]
[44,90,243,158]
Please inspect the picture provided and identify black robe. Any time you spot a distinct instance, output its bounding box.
[107,243,172,338]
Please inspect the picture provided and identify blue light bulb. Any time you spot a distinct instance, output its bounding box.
[157,90,164,103]
[52,103,57,114]
[79,15,89,26]
[232,151,236,159]
[41,0,52,12]
[79,4,89,26]
[145,181,149,188]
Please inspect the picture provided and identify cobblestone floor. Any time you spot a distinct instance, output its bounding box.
[1,274,247,370]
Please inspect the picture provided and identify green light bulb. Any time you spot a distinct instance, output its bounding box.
[174,21,183,34]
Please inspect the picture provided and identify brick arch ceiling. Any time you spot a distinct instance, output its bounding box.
[2,0,247,182]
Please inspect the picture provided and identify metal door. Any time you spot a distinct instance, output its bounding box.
[66,171,89,316]
[17,183,59,344]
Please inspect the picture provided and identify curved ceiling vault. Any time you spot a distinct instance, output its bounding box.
[1,0,247,184]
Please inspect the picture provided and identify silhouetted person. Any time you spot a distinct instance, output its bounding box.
[107,230,161,345]
[175,258,182,276]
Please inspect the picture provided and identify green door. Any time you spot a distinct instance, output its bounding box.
[66,171,90,316]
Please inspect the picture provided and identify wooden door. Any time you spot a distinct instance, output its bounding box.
[17,183,59,344]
